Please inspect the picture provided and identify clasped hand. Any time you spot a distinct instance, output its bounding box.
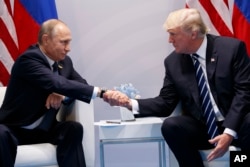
[103,90,132,109]
[45,93,65,109]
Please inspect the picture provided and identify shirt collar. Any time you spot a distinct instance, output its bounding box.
[39,47,56,67]
[195,36,207,60]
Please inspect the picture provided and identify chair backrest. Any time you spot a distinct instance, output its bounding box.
[0,86,95,167]
[0,87,7,105]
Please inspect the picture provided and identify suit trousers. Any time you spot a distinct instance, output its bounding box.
[0,121,86,167]
[161,113,250,167]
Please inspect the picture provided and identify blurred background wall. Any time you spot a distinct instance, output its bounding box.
[56,1,185,166]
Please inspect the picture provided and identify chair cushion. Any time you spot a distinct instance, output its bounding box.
[15,143,58,167]
[199,146,240,161]
[199,149,229,161]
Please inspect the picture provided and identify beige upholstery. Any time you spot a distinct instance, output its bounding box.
[0,87,95,167]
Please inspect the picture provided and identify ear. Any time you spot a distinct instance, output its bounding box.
[42,34,49,45]
[191,31,198,39]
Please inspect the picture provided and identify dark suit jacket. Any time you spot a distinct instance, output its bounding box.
[137,34,250,132]
[0,44,94,126]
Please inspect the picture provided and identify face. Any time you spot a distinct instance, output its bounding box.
[167,27,194,54]
[42,24,72,61]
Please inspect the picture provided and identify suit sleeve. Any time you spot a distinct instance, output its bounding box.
[59,56,91,104]
[13,53,94,103]
[137,57,179,117]
[222,41,250,131]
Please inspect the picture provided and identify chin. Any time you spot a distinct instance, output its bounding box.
[174,49,181,53]
[60,56,66,60]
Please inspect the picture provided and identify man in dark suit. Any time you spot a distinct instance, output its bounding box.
[0,19,107,167]
[103,8,250,167]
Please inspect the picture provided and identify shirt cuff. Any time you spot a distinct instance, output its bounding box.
[224,128,238,139]
[92,87,99,99]
[131,99,139,114]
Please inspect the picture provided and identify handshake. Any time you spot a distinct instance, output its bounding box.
[103,90,132,109]
[100,83,140,110]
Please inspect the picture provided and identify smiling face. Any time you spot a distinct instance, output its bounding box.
[39,20,72,61]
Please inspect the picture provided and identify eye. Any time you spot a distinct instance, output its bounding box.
[60,40,70,45]
[169,32,176,36]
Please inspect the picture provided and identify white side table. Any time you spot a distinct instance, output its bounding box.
[94,117,166,167]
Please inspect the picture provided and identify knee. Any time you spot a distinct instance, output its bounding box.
[161,117,179,138]
[0,124,10,137]
[67,121,84,140]
[239,113,250,132]
[238,113,250,150]
[0,124,17,145]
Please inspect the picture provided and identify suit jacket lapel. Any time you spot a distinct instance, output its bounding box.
[181,54,200,106]
[205,35,219,104]
[206,35,217,82]
[36,44,63,75]
[36,44,53,70]
[179,54,205,119]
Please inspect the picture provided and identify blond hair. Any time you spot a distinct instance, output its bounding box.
[163,8,208,37]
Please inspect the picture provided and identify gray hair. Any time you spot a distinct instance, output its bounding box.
[38,19,66,44]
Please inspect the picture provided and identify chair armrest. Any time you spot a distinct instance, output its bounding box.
[57,100,95,167]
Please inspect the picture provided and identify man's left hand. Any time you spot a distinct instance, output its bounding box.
[207,133,234,161]
[45,93,65,109]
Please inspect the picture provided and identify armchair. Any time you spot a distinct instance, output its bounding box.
[168,103,240,167]
[0,87,95,167]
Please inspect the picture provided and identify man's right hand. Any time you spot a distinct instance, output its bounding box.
[103,90,132,110]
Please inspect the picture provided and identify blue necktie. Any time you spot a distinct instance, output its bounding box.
[52,62,58,73]
[37,62,59,131]
[192,54,219,139]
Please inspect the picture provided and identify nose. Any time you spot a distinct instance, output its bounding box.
[168,36,173,43]
[65,44,71,52]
